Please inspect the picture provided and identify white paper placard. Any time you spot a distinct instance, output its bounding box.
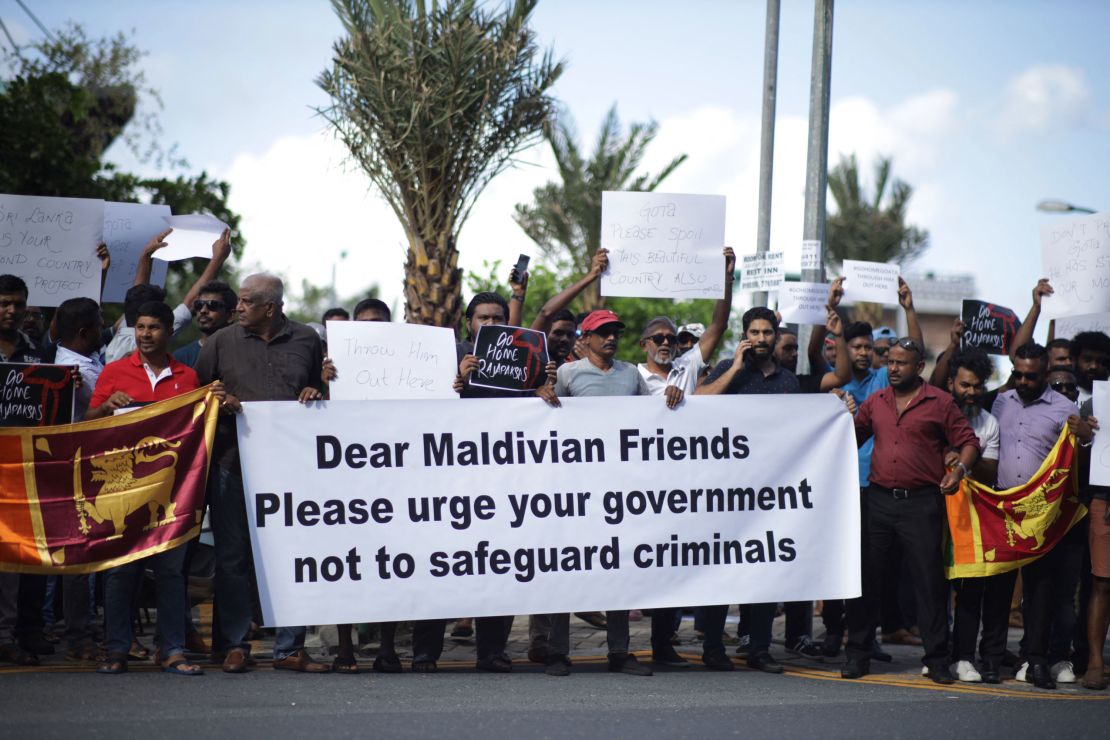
[237,394,861,626]
[1040,212,1110,320]
[1053,312,1110,340]
[102,202,170,303]
[777,282,830,325]
[599,192,726,300]
[1092,381,1110,487]
[740,251,784,292]
[325,321,458,400]
[841,259,900,305]
[0,194,104,306]
[159,213,228,261]
[801,240,821,271]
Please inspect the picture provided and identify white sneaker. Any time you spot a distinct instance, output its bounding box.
[1050,660,1076,683]
[1016,661,1029,682]
[921,666,929,676]
[952,660,982,682]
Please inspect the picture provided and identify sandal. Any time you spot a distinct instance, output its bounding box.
[0,643,39,666]
[162,655,204,676]
[128,640,150,661]
[65,646,101,663]
[97,656,128,675]
[333,655,359,674]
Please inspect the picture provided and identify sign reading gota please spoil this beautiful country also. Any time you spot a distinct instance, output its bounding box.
[236,395,860,627]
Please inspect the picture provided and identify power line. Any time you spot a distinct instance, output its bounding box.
[14,0,52,41]
[0,16,20,53]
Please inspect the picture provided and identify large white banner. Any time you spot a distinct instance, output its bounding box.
[237,395,861,627]
[599,192,726,300]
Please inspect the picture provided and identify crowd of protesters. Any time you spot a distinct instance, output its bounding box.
[0,235,1107,691]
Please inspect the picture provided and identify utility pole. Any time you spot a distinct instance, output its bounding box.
[802,0,833,287]
[753,0,781,309]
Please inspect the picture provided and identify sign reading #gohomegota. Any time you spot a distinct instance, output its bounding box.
[237,395,860,627]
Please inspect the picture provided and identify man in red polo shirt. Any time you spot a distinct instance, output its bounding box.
[87,301,231,677]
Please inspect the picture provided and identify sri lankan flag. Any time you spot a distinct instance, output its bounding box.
[944,427,1086,578]
[0,386,218,574]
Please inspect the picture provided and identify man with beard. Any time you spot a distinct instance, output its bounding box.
[695,307,798,673]
[942,349,1007,683]
[173,281,237,368]
[1071,331,1110,405]
[991,342,1096,689]
[841,338,980,684]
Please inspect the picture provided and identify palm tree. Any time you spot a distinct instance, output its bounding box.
[825,154,929,271]
[513,105,686,310]
[317,0,562,327]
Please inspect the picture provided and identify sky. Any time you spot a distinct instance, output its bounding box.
[3,0,1109,328]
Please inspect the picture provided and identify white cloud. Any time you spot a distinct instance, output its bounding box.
[996,64,1090,134]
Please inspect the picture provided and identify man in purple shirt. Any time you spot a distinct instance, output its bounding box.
[991,342,1096,689]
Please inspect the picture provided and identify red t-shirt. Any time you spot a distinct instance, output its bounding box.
[89,350,200,409]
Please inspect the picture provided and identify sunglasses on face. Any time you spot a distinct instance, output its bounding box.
[193,299,226,312]
[873,346,889,356]
[1011,370,1041,382]
[1050,381,1077,393]
[645,333,678,346]
[593,326,624,339]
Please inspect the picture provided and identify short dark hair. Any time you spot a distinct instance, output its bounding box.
[465,292,508,321]
[1014,341,1047,363]
[1071,331,1110,358]
[135,301,174,332]
[949,347,992,383]
[551,308,575,325]
[124,284,167,326]
[199,280,236,310]
[741,306,778,333]
[844,321,874,344]
[322,307,349,322]
[54,298,101,343]
[353,297,391,321]
[1046,338,1071,353]
[0,274,28,298]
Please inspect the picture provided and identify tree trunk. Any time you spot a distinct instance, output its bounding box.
[403,236,462,331]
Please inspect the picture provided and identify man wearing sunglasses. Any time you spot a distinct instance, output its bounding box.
[842,337,980,684]
[173,281,237,369]
[991,342,1097,689]
[871,327,897,370]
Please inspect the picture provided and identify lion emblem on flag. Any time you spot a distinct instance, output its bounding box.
[72,436,182,539]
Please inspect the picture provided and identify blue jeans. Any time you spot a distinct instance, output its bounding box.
[209,466,256,653]
[702,603,775,657]
[104,545,188,658]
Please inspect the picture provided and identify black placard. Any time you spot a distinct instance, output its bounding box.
[0,362,76,427]
[960,299,1022,355]
[470,325,550,392]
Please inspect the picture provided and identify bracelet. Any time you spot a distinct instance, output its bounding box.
[955,461,968,477]
[510,294,524,302]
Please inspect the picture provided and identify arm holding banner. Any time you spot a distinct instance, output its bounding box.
[97,243,111,300]
[135,228,172,286]
[808,278,844,377]
[898,277,924,348]
[696,247,736,363]
[183,229,232,313]
[819,307,852,392]
[1009,279,1052,362]
[530,249,609,333]
[929,318,964,388]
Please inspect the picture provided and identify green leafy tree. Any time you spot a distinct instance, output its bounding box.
[825,154,929,271]
[318,0,562,328]
[513,105,687,311]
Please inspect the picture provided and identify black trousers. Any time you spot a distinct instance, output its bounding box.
[650,607,678,650]
[951,570,1018,667]
[1020,519,1087,667]
[475,615,514,660]
[411,619,446,663]
[784,601,812,647]
[846,487,949,666]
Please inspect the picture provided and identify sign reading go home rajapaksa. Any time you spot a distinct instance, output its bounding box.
[237,395,861,627]
[0,386,219,574]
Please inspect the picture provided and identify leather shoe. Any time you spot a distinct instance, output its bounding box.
[651,644,691,668]
[372,652,402,673]
[701,652,736,671]
[981,667,1001,684]
[747,650,784,674]
[1028,663,1056,690]
[527,647,548,665]
[411,659,438,673]
[871,643,893,662]
[821,631,842,658]
[222,648,250,674]
[544,654,571,677]
[925,662,955,685]
[608,653,652,676]
[476,655,512,673]
[841,658,870,679]
[273,649,332,673]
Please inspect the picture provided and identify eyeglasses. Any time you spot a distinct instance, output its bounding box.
[873,346,889,356]
[1050,381,1077,393]
[645,333,678,345]
[193,299,226,312]
[1011,369,1041,382]
[592,326,624,339]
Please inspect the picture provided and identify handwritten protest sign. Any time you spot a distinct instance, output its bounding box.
[599,192,726,300]
[325,321,457,400]
[841,259,900,305]
[102,202,170,303]
[471,325,549,392]
[960,300,1021,355]
[1093,381,1110,487]
[0,363,75,427]
[159,213,228,261]
[800,240,821,272]
[1054,312,1110,340]
[777,282,830,325]
[740,251,784,292]
[0,194,104,306]
[1040,212,1110,320]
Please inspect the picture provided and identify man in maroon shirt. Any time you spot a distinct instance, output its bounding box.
[841,338,980,684]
